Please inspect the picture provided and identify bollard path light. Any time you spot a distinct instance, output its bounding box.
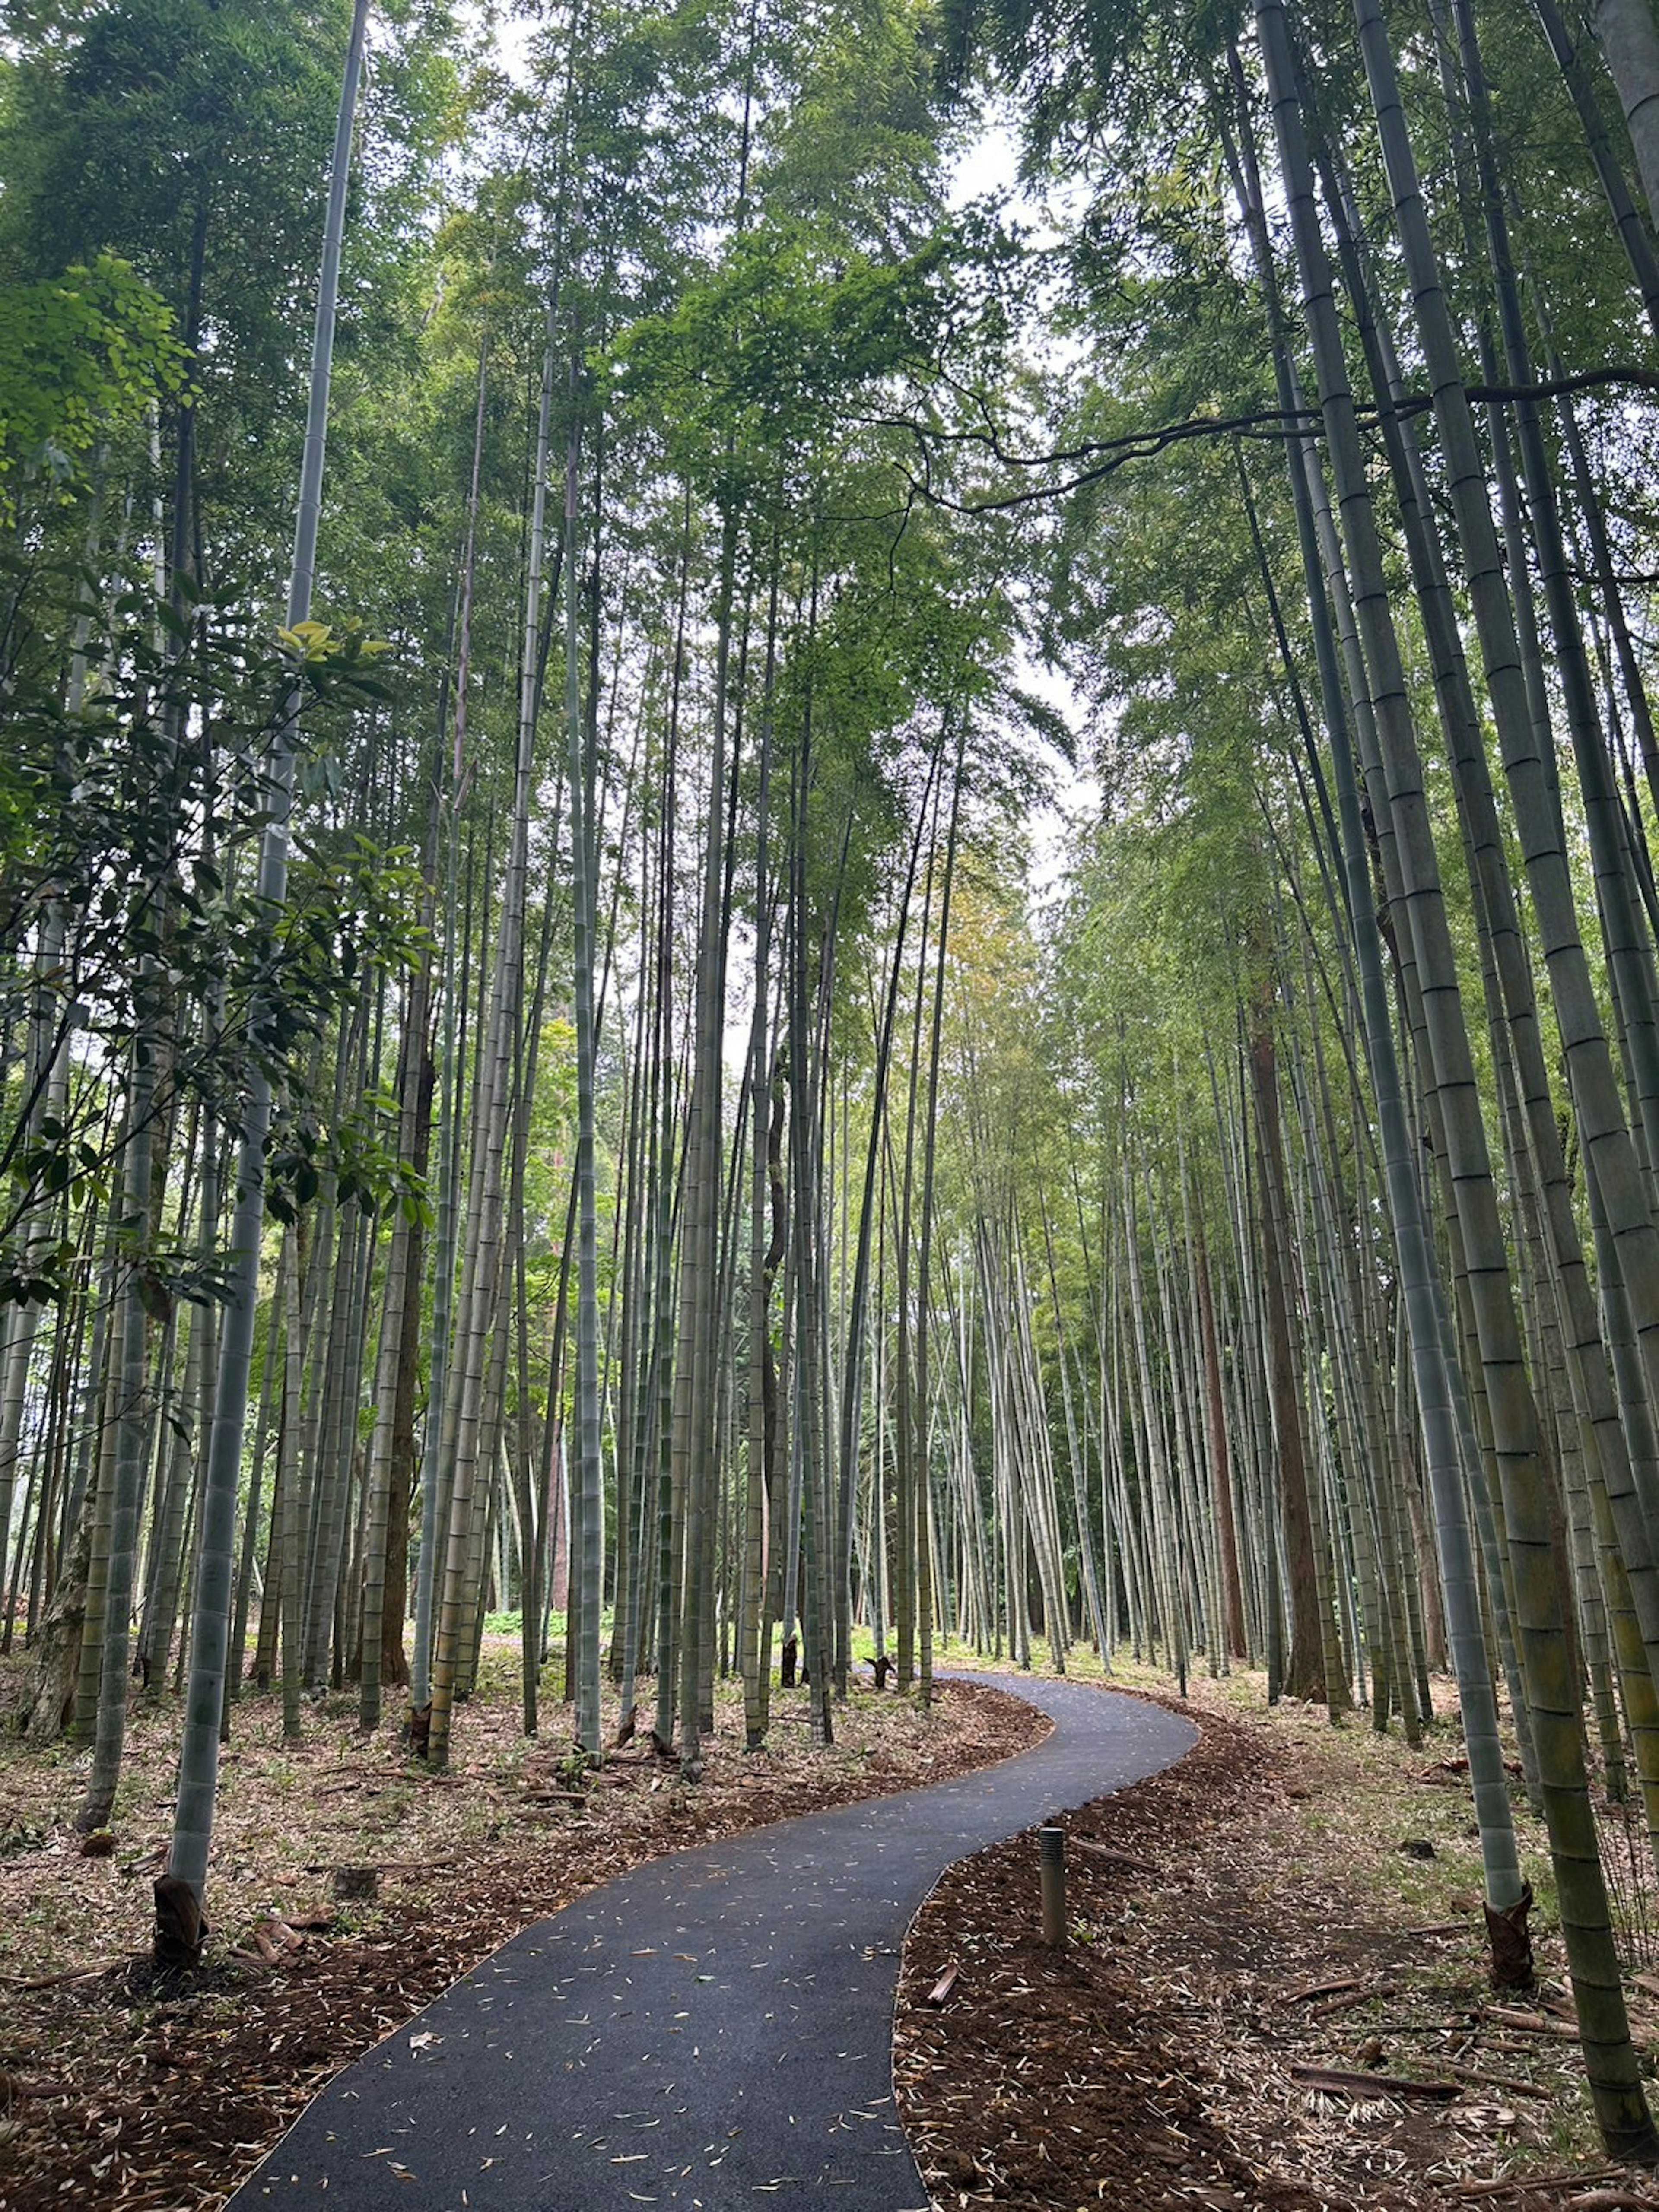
[1039,1823,1067,1949]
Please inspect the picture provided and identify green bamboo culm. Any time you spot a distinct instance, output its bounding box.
[161,0,371,1948]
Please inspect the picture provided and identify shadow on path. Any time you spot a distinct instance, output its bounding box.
[228,1674,1194,2212]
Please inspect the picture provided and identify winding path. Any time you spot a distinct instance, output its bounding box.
[228,1675,1194,2212]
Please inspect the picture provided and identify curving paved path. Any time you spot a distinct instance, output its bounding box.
[228,1675,1194,2212]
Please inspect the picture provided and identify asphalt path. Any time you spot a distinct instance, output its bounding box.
[227,1674,1195,2212]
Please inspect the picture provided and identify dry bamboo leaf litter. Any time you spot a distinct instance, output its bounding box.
[894,1675,1659,2212]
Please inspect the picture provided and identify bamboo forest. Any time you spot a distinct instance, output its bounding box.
[16,0,1659,2203]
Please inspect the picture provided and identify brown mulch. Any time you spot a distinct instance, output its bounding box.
[896,1687,1659,2212]
[0,1663,1046,2212]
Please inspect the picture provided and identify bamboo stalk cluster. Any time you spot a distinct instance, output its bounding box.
[8,0,1659,2157]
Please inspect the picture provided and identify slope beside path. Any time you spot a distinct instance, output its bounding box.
[227,1675,1195,2212]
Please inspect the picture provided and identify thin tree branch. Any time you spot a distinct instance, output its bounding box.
[865,363,1659,515]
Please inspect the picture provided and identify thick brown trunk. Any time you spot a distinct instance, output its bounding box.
[380,1036,434,1692]
[1195,1223,1247,1658]
[1248,1015,1326,1701]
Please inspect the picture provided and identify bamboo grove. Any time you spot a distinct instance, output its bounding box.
[9,0,1659,2155]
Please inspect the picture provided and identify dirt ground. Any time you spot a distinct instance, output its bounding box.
[897,1675,1659,2212]
[6,1651,1659,2212]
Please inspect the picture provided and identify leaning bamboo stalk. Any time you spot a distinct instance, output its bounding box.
[1264,0,1654,2144]
[163,0,370,1941]
[1227,12,1528,1955]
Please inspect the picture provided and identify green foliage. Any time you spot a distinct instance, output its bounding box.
[610,226,949,492]
[267,1069,435,1228]
[0,0,471,625]
[0,255,184,516]
[0,567,415,1302]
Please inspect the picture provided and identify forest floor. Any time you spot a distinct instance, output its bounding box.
[2,1641,1658,2212]
[897,1657,1659,2212]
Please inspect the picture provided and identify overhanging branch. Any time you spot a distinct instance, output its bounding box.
[873,362,1659,515]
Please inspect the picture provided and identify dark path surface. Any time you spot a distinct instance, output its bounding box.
[228,1676,1194,2212]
